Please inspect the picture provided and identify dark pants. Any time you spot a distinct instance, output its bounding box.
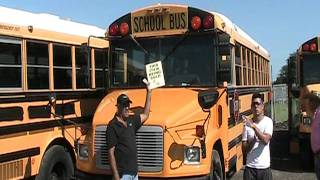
[243,167,272,180]
[315,153,320,180]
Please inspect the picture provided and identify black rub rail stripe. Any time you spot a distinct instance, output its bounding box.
[0,116,92,136]
[228,134,242,150]
[228,87,271,96]
[228,109,252,128]
[0,90,106,103]
[0,147,40,163]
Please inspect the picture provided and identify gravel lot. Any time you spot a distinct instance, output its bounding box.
[231,130,316,180]
[231,164,315,180]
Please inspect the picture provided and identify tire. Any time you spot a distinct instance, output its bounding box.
[300,140,314,170]
[209,150,224,180]
[35,145,74,180]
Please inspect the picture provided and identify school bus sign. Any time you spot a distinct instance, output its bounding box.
[131,6,188,37]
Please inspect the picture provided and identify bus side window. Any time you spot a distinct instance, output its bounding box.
[27,41,49,90]
[112,49,128,86]
[0,38,22,89]
[217,33,232,85]
[95,49,108,88]
[76,46,90,89]
[53,44,72,89]
[217,55,231,85]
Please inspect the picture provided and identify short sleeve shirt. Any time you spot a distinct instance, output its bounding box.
[106,115,142,175]
[242,125,255,142]
[242,116,273,169]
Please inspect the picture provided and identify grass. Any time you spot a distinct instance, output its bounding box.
[274,102,288,123]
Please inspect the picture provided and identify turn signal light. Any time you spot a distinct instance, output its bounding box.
[196,125,204,137]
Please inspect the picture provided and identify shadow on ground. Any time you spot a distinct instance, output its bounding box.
[231,130,316,180]
[270,130,314,172]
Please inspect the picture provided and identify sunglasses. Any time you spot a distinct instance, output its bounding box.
[252,101,263,106]
[119,103,130,109]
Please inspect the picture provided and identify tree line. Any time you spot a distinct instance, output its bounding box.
[273,53,296,85]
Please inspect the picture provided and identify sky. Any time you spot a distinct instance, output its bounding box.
[1,0,319,81]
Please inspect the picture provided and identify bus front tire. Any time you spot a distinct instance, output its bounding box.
[209,150,224,180]
[35,145,74,180]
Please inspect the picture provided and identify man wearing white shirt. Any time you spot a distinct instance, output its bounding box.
[242,93,273,180]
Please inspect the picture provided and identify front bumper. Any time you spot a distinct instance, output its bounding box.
[75,169,209,180]
[139,175,208,180]
[75,169,112,180]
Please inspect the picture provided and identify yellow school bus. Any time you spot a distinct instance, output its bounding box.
[0,6,109,180]
[288,36,320,167]
[76,4,271,179]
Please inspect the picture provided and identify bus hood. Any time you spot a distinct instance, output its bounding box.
[93,88,215,129]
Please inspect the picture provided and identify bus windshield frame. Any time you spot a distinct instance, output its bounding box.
[301,54,320,86]
[110,33,217,88]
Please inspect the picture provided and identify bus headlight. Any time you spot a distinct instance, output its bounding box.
[78,144,89,160]
[184,146,200,164]
[303,117,312,125]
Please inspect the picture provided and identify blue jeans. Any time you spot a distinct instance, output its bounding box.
[121,174,138,180]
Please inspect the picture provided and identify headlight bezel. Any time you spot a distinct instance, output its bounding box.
[183,146,200,165]
[78,143,89,160]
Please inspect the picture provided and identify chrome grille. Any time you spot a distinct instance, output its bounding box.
[94,125,163,172]
[95,125,109,169]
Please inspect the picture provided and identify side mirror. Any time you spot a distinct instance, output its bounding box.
[291,87,300,98]
[198,90,219,111]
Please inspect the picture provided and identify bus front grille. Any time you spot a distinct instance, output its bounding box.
[0,160,23,179]
[94,125,163,172]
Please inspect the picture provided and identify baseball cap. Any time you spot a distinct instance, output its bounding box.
[117,94,132,107]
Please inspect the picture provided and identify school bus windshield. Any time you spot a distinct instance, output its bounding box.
[111,34,216,87]
[301,54,320,85]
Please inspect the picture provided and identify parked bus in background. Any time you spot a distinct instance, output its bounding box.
[288,36,320,168]
[76,4,272,179]
[0,6,109,180]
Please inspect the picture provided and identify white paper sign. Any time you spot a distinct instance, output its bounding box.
[145,61,165,89]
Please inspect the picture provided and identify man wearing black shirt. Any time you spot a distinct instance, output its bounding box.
[107,79,152,180]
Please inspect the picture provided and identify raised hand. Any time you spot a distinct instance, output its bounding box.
[142,78,151,91]
[242,115,254,128]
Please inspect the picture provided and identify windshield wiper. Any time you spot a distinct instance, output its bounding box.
[129,34,158,62]
[129,34,148,54]
[162,31,190,62]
